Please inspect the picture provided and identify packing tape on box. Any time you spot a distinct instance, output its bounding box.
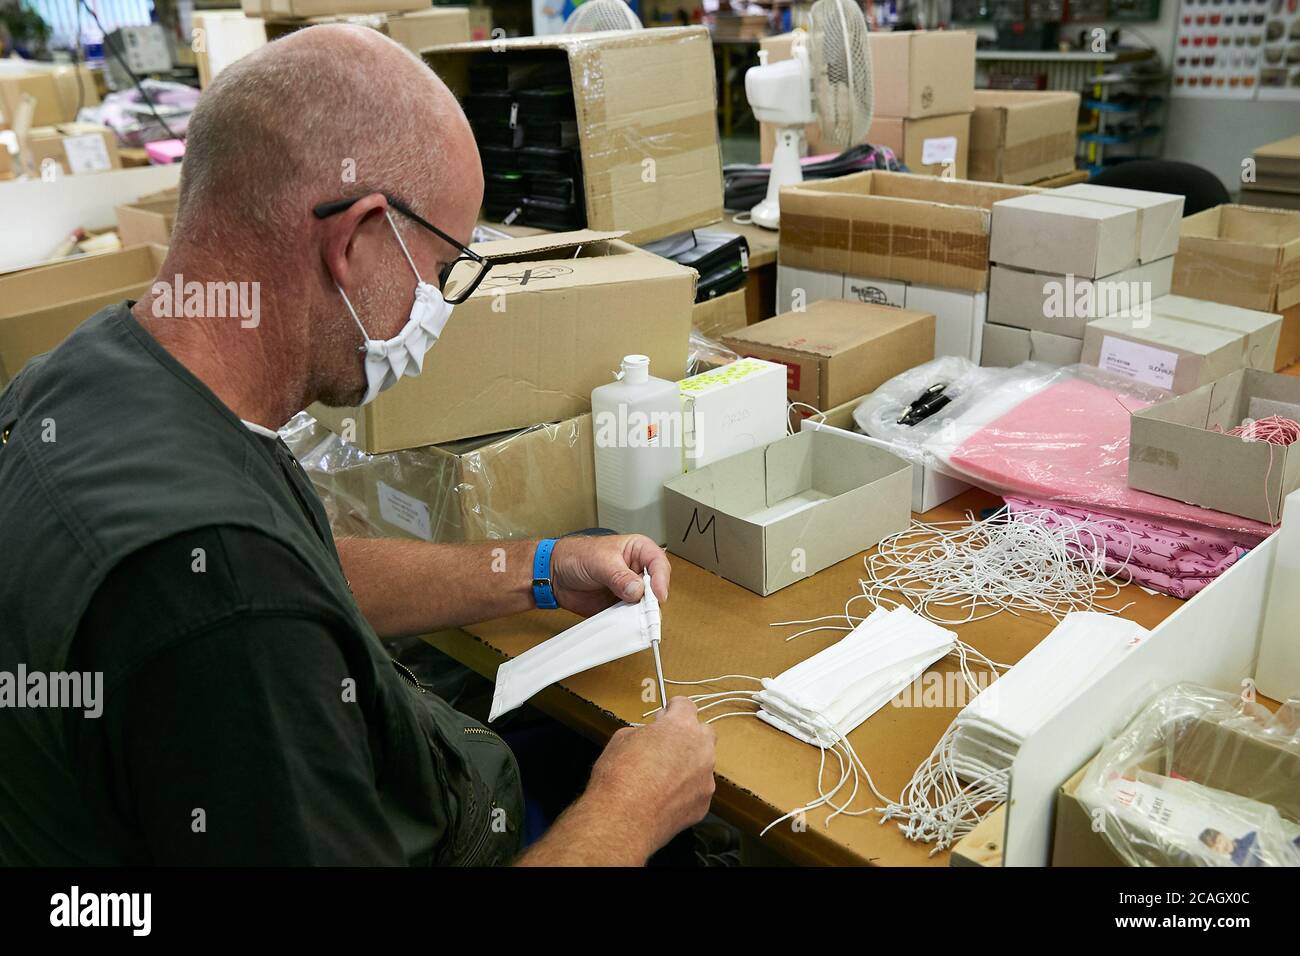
[998,130,1076,178]
[780,214,988,276]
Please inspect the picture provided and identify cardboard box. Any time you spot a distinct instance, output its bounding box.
[988,258,1174,339]
[1082,295,1283,394]
[968,90,1080,186]
[240,0,426,18]
[1251,133,1300,194]
[990,193,1139,278]
[1172,204,1300,368]
[866,111,972,179]
[722,299,936,410]
[980,322,1083,367]
[1240,188,1300,212]
[779,171,1041,294]
[0,145,13,181]
[466,6,492,41]
[776,266,985,361]
[662,429,912,595]
[680,357,787,470]
[799,416,971,513]
[905,283,987,363]
[0,244,167,385]
[1053,715,1300,867]
[867,30,976,119]
[262,7,471,55]
[115,195,178,246]
[426,27,723,245]
[0,65,99,129]
[194,11,268,88]
[776,265,846,313]
[1149,294,1282,373]
[1127,369,1300,523]
[324,414,598,543]
[1057,183,1183,264]
[691,287,748,340]
[312,230,696,452]
[22,124,121,178]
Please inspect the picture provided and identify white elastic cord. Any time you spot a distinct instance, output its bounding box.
[858,507,1137,627]
[385,209,426,285]
[335,283,369,343]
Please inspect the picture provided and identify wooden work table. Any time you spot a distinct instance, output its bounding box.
[424,487,1185,866]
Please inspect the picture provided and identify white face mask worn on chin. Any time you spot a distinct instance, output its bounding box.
[335,210,454,407]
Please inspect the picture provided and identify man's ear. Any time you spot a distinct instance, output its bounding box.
[319,192,389,293]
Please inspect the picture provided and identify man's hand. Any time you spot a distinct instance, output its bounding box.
[516,698,717,866]
[550,534,671,617]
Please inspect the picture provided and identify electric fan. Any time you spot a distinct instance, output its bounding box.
[743,0,874,229]
[563,0,644,32]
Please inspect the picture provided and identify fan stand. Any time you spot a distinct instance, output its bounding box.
[750,127,806,231]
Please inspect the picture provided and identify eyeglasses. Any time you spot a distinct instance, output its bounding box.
[312,194,491,304]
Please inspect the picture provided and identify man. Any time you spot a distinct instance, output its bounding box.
[0,26,715,865]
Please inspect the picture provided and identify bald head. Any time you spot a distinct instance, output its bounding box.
[139,24,484,420]
[176,25,475,242]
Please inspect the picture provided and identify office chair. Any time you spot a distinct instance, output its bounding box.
[1089,160,1232,216]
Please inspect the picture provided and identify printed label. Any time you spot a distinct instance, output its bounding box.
[62,133,112,175]
[376,481,433,541]
[1098,335,1178,391]
[921,136,958,166]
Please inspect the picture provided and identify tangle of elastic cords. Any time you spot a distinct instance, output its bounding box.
[851,507,1137,626]
[656,637,1009,836]
[1211,415,1300,526]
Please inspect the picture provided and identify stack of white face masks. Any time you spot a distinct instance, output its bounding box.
[882,611,1149,852]
[754,607,957,748]
[489,572,660,722]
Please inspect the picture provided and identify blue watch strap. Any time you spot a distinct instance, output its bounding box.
[532,538,559,609]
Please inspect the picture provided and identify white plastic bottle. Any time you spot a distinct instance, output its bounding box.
[592,355,683,544]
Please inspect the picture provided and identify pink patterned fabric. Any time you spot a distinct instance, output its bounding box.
[1003,497,1251,599]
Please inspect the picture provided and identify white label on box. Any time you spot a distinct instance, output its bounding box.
[1098,335,1177,391]
[921,136,958,166]
[377,481,433,541]
[62,134,112,175]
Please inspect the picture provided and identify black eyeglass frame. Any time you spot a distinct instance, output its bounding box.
[313,194,491,304]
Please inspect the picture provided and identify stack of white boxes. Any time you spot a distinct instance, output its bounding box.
[982,184,1184,366]
[776,267,988,365]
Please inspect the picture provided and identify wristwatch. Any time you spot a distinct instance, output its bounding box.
[532,538,559,610]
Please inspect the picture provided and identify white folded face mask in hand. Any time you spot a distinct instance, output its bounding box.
[490,571,660,722]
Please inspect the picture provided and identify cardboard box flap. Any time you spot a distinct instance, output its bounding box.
[471,229,626,259]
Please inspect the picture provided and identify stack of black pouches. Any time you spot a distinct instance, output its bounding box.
[464,60,585,230]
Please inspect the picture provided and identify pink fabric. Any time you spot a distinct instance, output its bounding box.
[947,377,1273,547]
[1004,496,1250,599]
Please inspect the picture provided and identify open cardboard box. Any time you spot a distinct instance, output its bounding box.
[0,244,166,386]
[424,27,722,245]
[115,195,178,246]
[663,428,911,595]
[1053,714,1300,866]
[1172,204,1300,368]
[778,171,1041,293]
[1127,368,1300,524]
[312,229,696,453]
[969,90,1080,186]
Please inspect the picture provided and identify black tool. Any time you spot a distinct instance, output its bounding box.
[897,383,951,426]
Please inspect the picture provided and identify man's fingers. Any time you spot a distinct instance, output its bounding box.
[626,535,671,603]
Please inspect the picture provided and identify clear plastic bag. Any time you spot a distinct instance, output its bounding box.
[851,357,1272,542]
[278,411,597,543]
[1075,683,1300,867]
